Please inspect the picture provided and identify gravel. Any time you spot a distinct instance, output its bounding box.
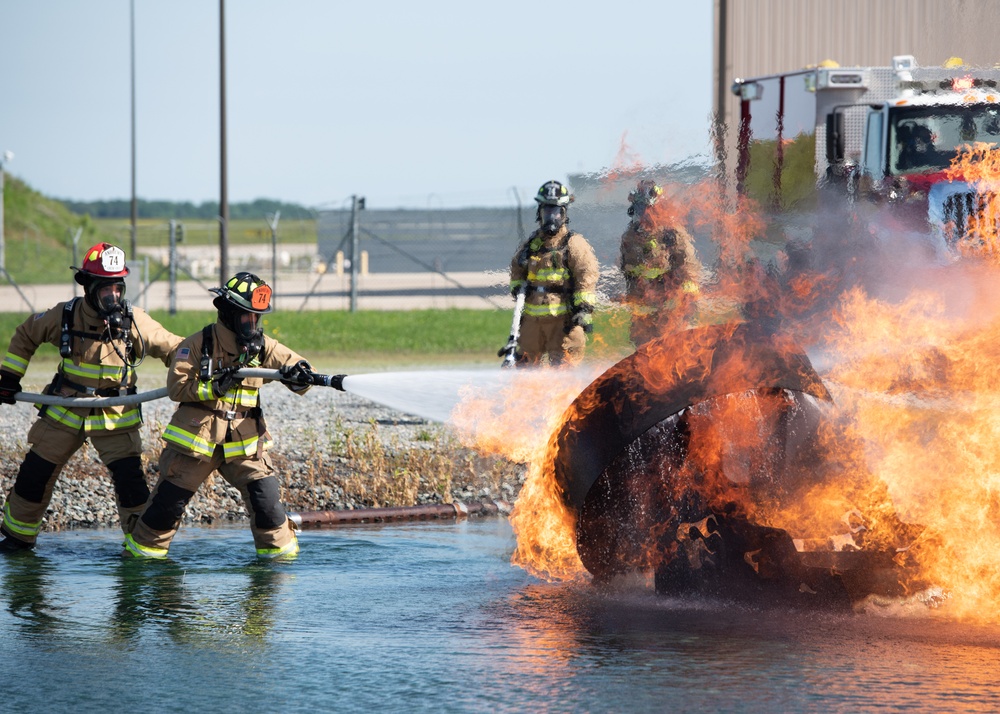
[0,382,524,534]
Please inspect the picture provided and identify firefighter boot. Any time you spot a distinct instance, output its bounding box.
[107,456,150,535]
[243,476,299,559]
[1,451,60,550]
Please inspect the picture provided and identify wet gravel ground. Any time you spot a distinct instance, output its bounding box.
[0,383,524,534]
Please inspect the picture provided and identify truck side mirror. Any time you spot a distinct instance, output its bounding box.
[826,112,845,164]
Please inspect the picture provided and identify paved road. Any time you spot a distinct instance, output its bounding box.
[0,270,510,314]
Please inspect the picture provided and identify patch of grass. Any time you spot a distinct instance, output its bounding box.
[0,307,633,374]
[330,420,524,509]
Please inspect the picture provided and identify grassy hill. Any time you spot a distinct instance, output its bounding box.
[1,175,320,284]
[1,175,119,283]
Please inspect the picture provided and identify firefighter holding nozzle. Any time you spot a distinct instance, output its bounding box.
[508,180,599,366]
[619,180,703,345]
[124,272,343,560]
[0,243,183,551]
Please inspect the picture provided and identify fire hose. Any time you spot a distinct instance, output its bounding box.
[10,368,345,408]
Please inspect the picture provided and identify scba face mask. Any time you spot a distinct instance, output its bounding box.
[540,205,566,236]
[224,308,264,362]
[89,280,128,330]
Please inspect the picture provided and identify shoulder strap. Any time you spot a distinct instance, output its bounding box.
[198,324,215,381]
[201,324,214,357]
[58,298,81,358]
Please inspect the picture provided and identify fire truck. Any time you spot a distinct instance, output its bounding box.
[730,55,1000,257]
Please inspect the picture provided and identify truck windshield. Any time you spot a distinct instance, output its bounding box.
[889,105,1000,175]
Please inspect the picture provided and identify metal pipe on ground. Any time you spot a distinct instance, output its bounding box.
[289,500,511,528]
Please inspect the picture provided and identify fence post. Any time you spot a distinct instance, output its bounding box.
[169,219,178,315]
[350,195,364,312]
[268,210,280,309]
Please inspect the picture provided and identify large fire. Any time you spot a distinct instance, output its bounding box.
[454,146,1000,622]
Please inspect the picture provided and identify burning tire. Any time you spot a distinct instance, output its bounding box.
[553,322,922,605]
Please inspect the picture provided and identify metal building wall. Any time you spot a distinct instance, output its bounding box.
[713,0,1000,167]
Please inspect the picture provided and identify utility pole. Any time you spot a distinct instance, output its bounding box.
[218,0,229,284]
[267,210,280,308]
[130,0,138,262]
[0,151,7,275]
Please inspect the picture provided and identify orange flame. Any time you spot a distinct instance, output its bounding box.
[456,146,1000,622]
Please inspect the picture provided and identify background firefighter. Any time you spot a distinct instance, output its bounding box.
[124,272,325,560]
[619,180,704,346]
[508,180,599,366]
[0,243,183,551]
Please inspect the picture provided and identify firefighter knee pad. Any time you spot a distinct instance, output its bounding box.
[141,480,196,532]
[107,456,150,509]
[13,451,60,503]
[246,477,286,530]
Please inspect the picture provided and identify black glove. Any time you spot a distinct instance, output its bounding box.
[0,371,21,405]
[569,310,594,334]
[330,374,346,391]
[280,359,314,386]
[211,367,242,398]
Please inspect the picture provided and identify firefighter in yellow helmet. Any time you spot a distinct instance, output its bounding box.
[124,272,328,559]
[619,179,703,345]
[509,180,600,366]
[0,243,183,551]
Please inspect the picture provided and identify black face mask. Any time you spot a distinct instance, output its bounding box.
[222,308,264,362]
[539,206,566,236]
[88,281,127,330]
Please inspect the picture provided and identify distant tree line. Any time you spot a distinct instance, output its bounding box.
[58,197,317,221]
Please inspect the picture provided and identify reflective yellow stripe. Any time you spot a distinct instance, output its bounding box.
[40,405,142,432]
[40,404,85,430]
[2,352,28,376]
[232,385,259,407]
[523,302,571,317]
[196,381,215,401]
[510,279,526,291]
[626,265,668,280]
[60,358,129,383]
[256,535,299,559]
[122,533,168,559]
[163,425,216,458]
[527,268,569,283]
[3,502,42,537]
[573,291,596,308]
[223,435,263,459]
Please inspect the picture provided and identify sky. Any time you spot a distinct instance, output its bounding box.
[0,1,714,210]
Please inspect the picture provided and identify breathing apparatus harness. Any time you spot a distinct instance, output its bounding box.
[517,229,577,297]
[49,297,145,399]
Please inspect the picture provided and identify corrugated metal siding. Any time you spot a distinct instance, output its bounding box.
[714,0,1000,168]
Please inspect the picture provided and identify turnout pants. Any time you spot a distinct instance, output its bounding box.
[126,445,298,559]
[1,419,148,546]
[518,315,587,367]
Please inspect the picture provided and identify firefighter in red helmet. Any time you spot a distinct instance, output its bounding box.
[619,180,704,345]
[0,243,183,551]
[124,272,326,559]
[509,180,600,366]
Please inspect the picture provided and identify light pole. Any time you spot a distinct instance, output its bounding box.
[0,150,13,274]
[130,0,138,262]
